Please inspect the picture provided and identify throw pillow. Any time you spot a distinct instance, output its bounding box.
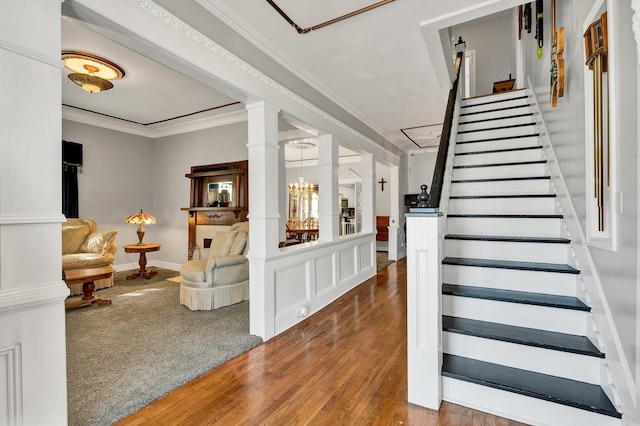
[207,231,237,258]
[228,231,248,255]
[80,229,119,255]
[62,225,90,255]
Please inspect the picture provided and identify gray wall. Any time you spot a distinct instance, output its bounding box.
[454,10,516,96]
[521,0,638,387]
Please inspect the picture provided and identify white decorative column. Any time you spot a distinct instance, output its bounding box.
[360,153,376,234]
[0,1,70,425]
[388,166,401,261]
[406,210,443,409]
[317,134,339,242]
[246,101,280,339]
[278,140,287,242]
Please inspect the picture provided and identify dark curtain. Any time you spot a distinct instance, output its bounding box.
[62,140,82,218]
[62,164,79,218]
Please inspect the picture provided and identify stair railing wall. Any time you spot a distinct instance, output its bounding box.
[526,76,630,413]
[406,41,465,410]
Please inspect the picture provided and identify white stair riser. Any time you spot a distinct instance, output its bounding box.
[458,115,535,132]
[445,239,569,264]
[450,179,552,196]
[460,98,531,114]
[446,217,565,238]
[456,136,540,153]
[448,197,558,215]
[442,378,622,426]
[454,148,543,165]
[461,91,528,107]
[459,106,532,123]
[442,295,587,335]
[452,163,548,180]
[457,125,538,142]
[442,264,577,296]
[443,332,601,384]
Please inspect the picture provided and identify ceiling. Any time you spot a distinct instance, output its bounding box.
[61,0,520,162]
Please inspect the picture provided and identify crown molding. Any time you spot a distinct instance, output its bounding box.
[62,105,248,138]
[0,36,63,69]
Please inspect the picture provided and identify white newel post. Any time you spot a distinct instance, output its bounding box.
[317,134,339,242]
[246,101,280,340]
[406,209,442,409]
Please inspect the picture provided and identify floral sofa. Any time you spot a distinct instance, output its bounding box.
[62,218,118,295]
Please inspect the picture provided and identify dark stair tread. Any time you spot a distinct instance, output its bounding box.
[450,194,556,199]
[442,284,589,311]
[460,95,529,109]
[451,176,550,183]
[442,316,603,357]
[456,134,540,144]
[455,146,542,156]
[445,234,570,244]
[448,214,563,219]
[453,160,546,169]
[458,122,537,134]
[442,257,580,274]
[442,354,621,418]
[458,112,533,125]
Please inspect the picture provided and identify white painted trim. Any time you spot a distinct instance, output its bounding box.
[0,214,66,225]
[62,105,248,138]
[527,81,635,414]
[0,343,22,426]
[633,0,640,63]
[0,283,69,315]
[0,35,64,69]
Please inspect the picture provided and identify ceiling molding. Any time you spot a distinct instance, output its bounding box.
[0,35,63,69]
[62,105,248,138]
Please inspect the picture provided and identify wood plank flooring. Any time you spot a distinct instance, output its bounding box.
[116,259,528,425]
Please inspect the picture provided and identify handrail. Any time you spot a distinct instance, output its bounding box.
[427,49,464,208]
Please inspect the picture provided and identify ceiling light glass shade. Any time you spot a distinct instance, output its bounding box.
[125,209,157,245]
[67,73,113,93]
[62,51,125,93]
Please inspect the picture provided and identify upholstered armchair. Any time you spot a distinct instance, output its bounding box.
[179,221,249,310]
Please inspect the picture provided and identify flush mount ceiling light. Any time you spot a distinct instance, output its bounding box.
[61,51,125,93]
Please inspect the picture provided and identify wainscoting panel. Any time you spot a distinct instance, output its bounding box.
[315,253,335,295]
[268,233,376,337]
[274,262,309,312]
[339,247,357,282]
[0,344,21,426]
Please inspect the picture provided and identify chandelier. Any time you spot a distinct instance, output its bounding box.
[288,139,316,196]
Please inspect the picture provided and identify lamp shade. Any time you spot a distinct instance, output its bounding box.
[125,209,156,245]
[125,209,156,225]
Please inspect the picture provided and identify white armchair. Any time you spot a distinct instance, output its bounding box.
[179,221,249,310]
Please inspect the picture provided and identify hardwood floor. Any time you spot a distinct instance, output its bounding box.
[117,259,528,425]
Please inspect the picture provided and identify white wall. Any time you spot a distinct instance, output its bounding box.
[453,10,516,96]
[62,119,248,269]
[408,151,438,197]
[521,0,639,419]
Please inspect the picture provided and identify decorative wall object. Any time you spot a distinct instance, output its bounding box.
[584,11,609,231]
[524,3,532,33]
[535,0,544,59]
[550,0,565,107]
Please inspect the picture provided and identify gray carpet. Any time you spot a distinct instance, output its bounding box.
[66,268,262,426]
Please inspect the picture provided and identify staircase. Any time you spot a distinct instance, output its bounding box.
[440,90,622,425]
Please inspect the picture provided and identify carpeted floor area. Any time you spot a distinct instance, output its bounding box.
[65,267,262,426]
